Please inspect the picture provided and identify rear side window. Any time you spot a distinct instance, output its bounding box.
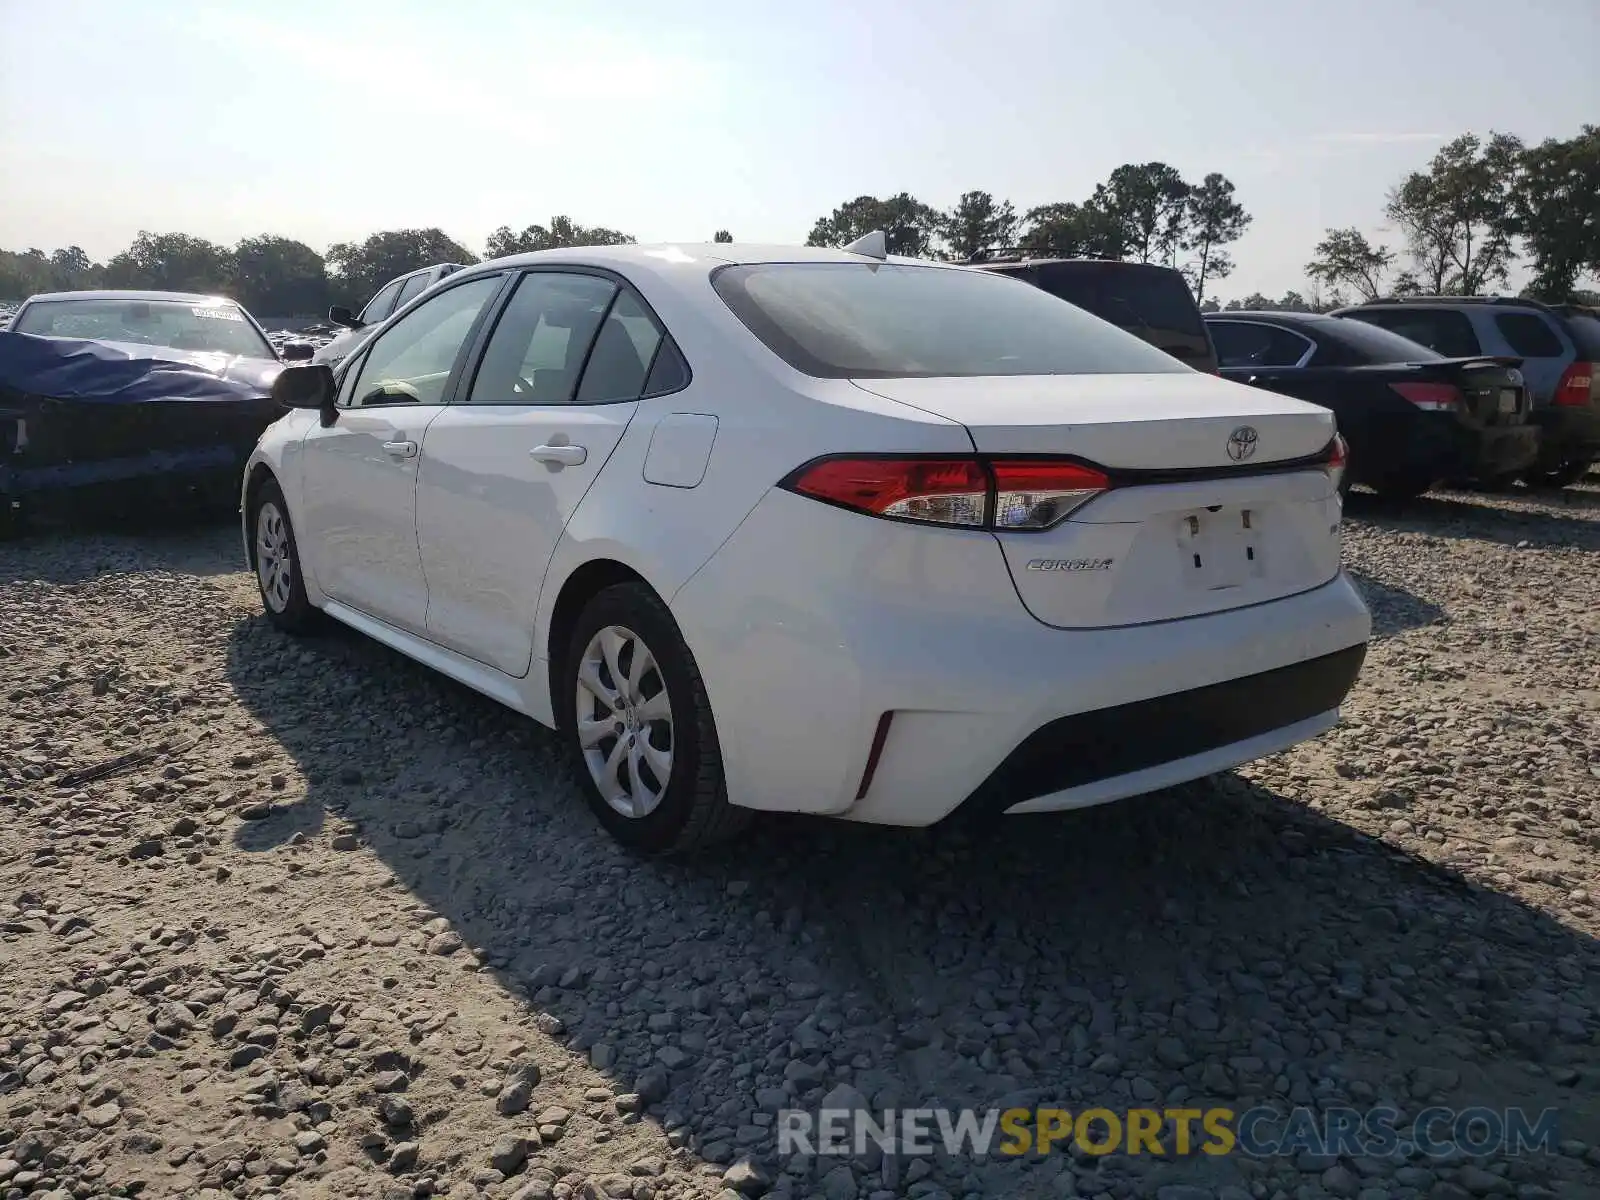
[360,280,404,325]
[575,289,662,403]
[1324,317,1443,363]
[1031,264,1206,337]
[1491,312,1563,358]
[644,338,690,394]
[712,262,1190,379]
[467,272,617,404]
[392,272,431,312]
[1208,321,1314,368]
[1346,308,1479,358]
[1560,312,1600,358]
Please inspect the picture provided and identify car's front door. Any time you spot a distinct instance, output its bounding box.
[297,274,505,634]
[414,270,681,676]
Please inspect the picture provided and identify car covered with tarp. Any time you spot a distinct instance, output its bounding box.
[1,291,296,534]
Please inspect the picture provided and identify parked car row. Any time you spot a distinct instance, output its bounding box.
[964,250,1598,500]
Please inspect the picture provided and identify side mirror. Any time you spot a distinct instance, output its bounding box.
[328,305,362,329]
[271,363,337,411]
[279,340,314,362]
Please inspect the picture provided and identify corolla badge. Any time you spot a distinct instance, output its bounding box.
[1227,425,1259,462]
[1027,558,1114,572]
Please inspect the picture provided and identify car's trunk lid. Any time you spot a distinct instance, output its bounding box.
[852,373,1345,628]
[851,373,1336,466]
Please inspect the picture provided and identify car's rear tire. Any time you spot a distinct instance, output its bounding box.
[1523,458,1592,490]
[561,582,751,855]
[249,478,319,634]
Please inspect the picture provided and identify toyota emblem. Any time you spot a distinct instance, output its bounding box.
[1227,425,1259,462]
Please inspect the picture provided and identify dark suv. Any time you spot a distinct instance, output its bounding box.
[966,252,1219,373]
[1334,297,1600,487]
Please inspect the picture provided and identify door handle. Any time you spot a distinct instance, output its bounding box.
[383,440,418,458]
[530,443,587,466]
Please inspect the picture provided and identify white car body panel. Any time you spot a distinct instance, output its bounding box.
[240,241,1372,833]
[670,488,1368,824]
[297,404,444,635]
[415,402,639,677]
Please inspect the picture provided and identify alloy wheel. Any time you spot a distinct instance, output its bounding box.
[574,624,675,818]
[255,501,293,614]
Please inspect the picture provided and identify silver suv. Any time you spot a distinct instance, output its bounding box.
[312,262,465,368]
[1334,297,1600,488]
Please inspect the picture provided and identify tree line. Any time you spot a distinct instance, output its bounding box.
[0,219,648,319]
[2,125,1595,317]
[802,162,1250,305]
[1304,125,1599,306]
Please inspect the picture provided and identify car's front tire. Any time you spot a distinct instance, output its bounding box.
[250,478,318,634]
[562,582,750,855]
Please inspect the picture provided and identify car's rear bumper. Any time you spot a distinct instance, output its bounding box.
[1530,405,1600,467]
[672,489,1372,827]
[950,644,1364,820]
[1427,420,1540,482]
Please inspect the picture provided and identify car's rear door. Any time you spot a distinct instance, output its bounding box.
[297,273,506,634]
[413,270,681,677]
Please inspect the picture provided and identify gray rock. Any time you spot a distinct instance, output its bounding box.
[821,1164,859,1200]
[489,1134,530,1174]
[723,1158,772,1195]
[497,1079,533,1115]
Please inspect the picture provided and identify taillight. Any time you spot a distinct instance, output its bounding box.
[1327,434,1348,491]
[780,455,1109,531]
[786,457,988,526]
[1555,361,1595,407]
[1390,382,1463,412]
[991,461,1110,529]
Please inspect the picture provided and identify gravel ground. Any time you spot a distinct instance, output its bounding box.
[1,484,1597,1200]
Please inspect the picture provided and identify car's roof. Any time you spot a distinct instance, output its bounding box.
[973,257,1184,273]
[1206,310,1336,325]
[467,242,958,276]
[21,289,241,305]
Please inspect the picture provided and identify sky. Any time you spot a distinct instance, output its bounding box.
[2,0,1597,301]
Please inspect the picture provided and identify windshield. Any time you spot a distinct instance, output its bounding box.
[711,262,1192,379]
[1326,316,1444,363]
[14,298,273,358]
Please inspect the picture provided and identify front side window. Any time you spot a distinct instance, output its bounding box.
[345,275,502,407]
[712,263,1190,379]
[467,272,618,404]
[1207,321,1314,368]
[13,297,273,358]
[359,280,405,325]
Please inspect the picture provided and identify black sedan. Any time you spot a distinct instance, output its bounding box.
[1204,312,1539,499]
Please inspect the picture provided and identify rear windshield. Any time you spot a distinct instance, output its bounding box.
[1029,263,1207,338]
[1326,316,1444,363]
[711,263,1191,379]
[14,298,272,358]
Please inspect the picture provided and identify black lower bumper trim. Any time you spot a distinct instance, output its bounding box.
[948,643,1367,822]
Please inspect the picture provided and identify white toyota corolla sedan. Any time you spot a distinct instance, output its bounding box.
[243,237,1371,854]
